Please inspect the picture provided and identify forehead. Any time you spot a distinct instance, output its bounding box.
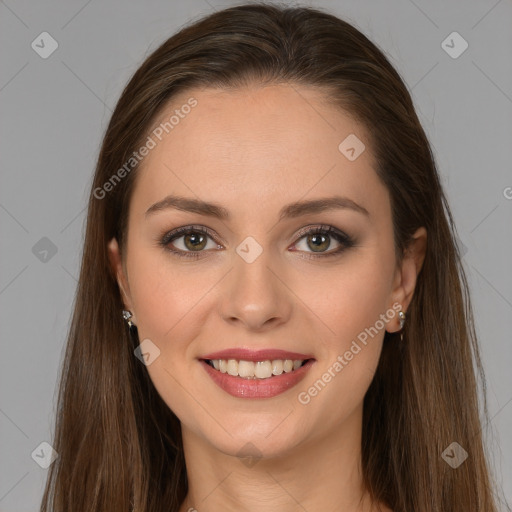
[129,83,389,223]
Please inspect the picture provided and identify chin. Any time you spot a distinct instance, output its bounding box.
[190,414,305,461]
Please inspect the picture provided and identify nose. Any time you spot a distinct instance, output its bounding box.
[219,247,293,332]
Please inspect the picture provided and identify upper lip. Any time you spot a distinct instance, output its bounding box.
[200,348,315,362]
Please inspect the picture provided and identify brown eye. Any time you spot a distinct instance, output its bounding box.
[306,233,331,252]
[292,225,354,258]
[160,226,221,258]
[182,232,208,251]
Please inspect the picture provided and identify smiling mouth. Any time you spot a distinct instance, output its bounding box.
[203,358,311,379]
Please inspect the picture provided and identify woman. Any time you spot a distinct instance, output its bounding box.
[40,3,506,511]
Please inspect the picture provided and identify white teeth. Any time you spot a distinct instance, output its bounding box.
[272,360,284,375]
[283,360,293,373]
[238,360,255,378]
[227,359,238,376]
[208,358,307,379]
[254,361,272,379]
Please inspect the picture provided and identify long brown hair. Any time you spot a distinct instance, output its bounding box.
[40,3,507,511]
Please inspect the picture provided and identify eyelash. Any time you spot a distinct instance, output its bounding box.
[158,224,354,260]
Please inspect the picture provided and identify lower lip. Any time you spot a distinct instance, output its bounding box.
[200,359,315,399]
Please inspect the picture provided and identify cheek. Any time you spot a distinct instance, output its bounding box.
[127,249,210,347]
[293,299,389,431]
[125,251,216,422]
[292,252,394,408]
[297,254,394,350]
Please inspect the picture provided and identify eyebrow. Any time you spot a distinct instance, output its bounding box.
[145,194,369,220]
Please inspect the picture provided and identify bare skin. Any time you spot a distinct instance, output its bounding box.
[108,83,426,512]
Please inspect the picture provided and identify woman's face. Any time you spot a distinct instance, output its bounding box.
[109,83,420,459]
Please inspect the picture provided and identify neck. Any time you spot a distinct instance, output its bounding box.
[178,403,380,512]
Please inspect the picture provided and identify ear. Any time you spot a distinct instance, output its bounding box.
[386,227,427,333]
[108,237,135,316]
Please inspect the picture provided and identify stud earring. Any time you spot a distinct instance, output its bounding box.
[122,310,134,327]
[122,310,138,342]
[398,310,406,342]
[398,310,406,330]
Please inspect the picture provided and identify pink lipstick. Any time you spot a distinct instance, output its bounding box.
[199,348,315,399]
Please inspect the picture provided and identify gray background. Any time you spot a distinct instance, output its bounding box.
[1,0,511,510]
